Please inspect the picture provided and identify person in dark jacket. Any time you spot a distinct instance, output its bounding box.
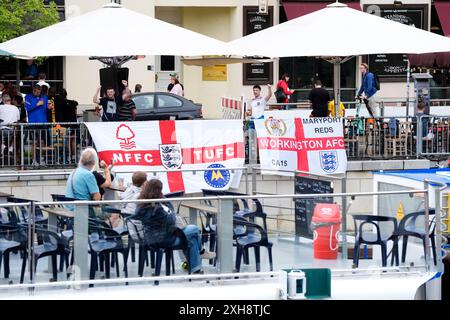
[134,179,214,273]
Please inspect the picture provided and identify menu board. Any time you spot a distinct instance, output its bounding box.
[294,176,333,239]
[243,6,273,85]
[364,5,427,81]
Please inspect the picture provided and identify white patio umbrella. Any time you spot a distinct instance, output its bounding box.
[229,2,450,115]
[0,2,240,58]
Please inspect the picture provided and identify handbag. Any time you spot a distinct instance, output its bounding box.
[274,87,286,103]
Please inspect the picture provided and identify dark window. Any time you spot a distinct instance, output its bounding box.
[160,56,175,71]
[158,95,182,108]
[278,6,356,102]
[134,95,155,111]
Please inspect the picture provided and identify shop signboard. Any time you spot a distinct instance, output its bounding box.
[243,6,273,85]
[364,5,428,81]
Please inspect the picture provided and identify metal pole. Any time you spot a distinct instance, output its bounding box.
[73,204,89,287]
[216,199,233,273]
[20,124,24,170]
[417,115,423,158]
[433,184,444,273]
[251,166,257,195]
[424,181,431,269]
[333,60,341,118]
[406,59,411,117]
[341,176,348,260]
[245,167,249,195]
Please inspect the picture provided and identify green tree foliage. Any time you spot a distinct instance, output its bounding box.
[0,0,60,42]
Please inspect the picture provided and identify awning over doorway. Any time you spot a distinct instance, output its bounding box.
[435,1,450,37]
[408,1,450,68]
[282,1,361,20]
[409,52,450,68]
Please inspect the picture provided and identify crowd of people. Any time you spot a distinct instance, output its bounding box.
[66,147,214,273]
[0,76,78,126]
[247,63,381,120]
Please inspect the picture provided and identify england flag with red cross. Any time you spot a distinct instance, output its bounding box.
[85,120,245,194]
[254,117,347,176]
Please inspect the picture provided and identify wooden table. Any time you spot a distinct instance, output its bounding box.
[180,200,233,273]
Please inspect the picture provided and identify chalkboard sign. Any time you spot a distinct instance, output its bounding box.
[295,176,333,239]
[243,6,273,85]
[364,5,428,81]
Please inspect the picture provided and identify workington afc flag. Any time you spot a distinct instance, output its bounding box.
[85,120,245,194]
[254,117,347,176]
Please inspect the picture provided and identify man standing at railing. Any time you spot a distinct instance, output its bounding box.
[356,63,379,118]
[25,85,48,123]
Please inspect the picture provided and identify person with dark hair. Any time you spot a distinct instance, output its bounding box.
[276,73,295,109]
[169,74,184,97]
[37,73,50,89]
[135,84,142,93]
[93,80,128,121]
[248,84,272,120]
[25,85,48,123]
[47,87,57,123]
[167,73,184,94]
[308,80,330,117]
[57,88,78,123]
[24,59,38,80]
[134,179,215,273]
[118,88,137,121]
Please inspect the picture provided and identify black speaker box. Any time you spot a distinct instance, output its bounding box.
[99,67,129,96]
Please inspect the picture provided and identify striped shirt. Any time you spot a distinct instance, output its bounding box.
[118,99,136,121]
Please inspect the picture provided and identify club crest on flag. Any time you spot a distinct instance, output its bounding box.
[264,117,287,137]
[320,151,338,173]
[159,144,183,170]
[116,124,136,150]
[204,164,230,188]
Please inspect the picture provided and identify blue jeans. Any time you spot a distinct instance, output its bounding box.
[174,224,202,273]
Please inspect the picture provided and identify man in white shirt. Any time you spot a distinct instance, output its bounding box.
[120,171,147,215]
[0,95,20,126]
[36,73,50,89]
[248,84,272,120]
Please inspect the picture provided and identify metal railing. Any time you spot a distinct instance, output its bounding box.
[245,115,450,162]
[0,186,440,290]
[0,122,91,169]
[3,114,450,171]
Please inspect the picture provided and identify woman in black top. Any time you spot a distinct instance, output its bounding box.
[93,160,114,197]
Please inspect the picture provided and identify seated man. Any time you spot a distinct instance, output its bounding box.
[65,147,101,209]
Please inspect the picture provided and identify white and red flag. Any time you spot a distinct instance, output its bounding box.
[85,120,245,194]
[254,117,347,176]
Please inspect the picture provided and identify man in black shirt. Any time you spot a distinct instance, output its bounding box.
[308,80,331,117]
[93,80,128,121]
[118,88,136,121]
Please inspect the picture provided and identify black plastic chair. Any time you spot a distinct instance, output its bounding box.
[7,197,47,227]
[233,217,273,273]
[352,214,399,268]
[0,224,27,281]
[20,226,69,283]
[152,228,190,284]
[396,209,437,266]
[126,217,189,283]
[88,219,129,283]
